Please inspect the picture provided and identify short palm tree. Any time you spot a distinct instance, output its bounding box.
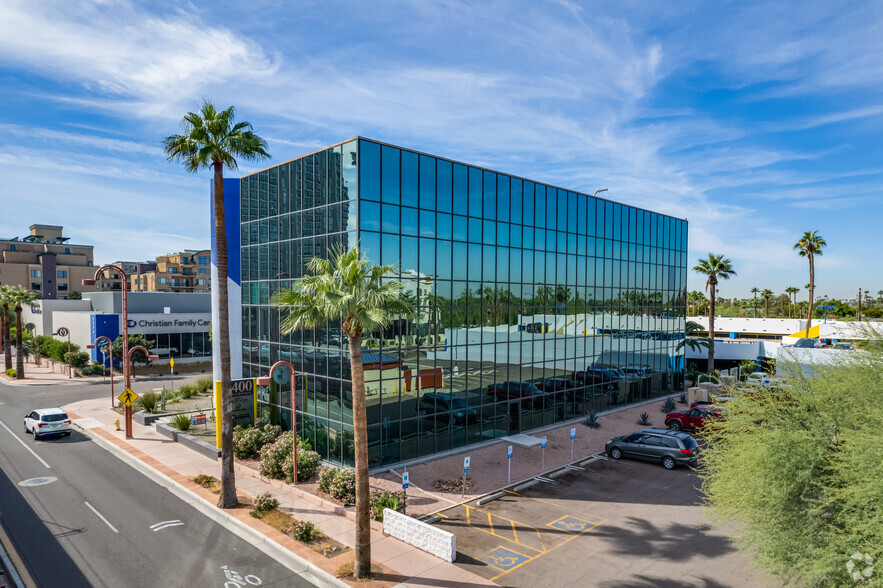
[761,289,773,318]
[163,102,270,509]
[677,320,712,354]
[750,287,759,318]
[794,231,826,334]
[273,247,415,580]
[692,254,736,372]
[1,285,14,372]
[11,287,39,379]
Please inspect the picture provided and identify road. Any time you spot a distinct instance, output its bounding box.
[0,377,316,588]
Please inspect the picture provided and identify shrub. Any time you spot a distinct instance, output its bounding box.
[249,492,278,518]
[290,520,318,542]
[80,361,108,376]
[64,351,90,368]
[259,431,321,483]
[678,393,688,404]
[661,397,676,413]
[233,421,282,459]
[317,466,339,493]
[171,413,192,431]
[195,377,213,394]
[638,412,651,426]
[370,490,406,521]
[584,409,600,429]
[178,383,198,399]
[136,390,160,414]
[5,368,16,377]
[162,387,183,405]
[328,468,356,504]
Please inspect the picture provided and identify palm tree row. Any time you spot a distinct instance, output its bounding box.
[0,285,40,378]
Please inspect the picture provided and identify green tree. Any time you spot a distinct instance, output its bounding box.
[164,102,270,509]
[111,334,155,365]
[794,231,827,334]
[761,289,773,318]
[11,287,39,379]
[702,352,883,585]
[273,247,414,579]
[785,286,800,318]
[676,320,712,354]
[750,287,759,318]
[1,285,13,372]
[692,254,736,372]
[68,290,82,300]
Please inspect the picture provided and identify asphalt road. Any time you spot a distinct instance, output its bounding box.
[0,377,316,588]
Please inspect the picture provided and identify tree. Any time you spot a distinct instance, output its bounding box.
[68,290,82,300]
[677,320,712,354]
[761,289,773,318]
[785,286,800,318]
[11,287,39,379]
[1,285,13,371]
[164,102,269,509]
[794,231,826,334]
[111,334,155,365]
[701,351,883,585]
[273,247,414,579]
[692,254,736,373]
[750,287,759,318]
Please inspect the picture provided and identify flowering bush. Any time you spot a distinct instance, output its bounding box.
[234,420,282,459]
[249,492,279,518]
[328,468,356,504]
[259,431,320,482]
[290,520,318,542]
[317,466,338,493]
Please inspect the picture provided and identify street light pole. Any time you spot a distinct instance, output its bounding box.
[592,188,608,198]
[256,361,298,484]
[53,327,72,378]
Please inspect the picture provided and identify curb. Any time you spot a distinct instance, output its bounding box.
[73,422,349,588]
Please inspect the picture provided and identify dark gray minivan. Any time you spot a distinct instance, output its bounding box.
[605,428,698,469]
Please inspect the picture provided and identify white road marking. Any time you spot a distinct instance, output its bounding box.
[85,502,119,533]
[0,419,51,469]
[150,520,184,532]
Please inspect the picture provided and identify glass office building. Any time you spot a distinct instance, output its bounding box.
[238,138,687,469]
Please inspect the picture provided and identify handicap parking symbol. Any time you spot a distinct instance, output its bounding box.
[486,546,529,571]
[547,516,591,534]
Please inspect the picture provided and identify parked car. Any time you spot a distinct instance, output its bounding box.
[832,342,856,350]
[522,322,550,334]
[487,381,547,407]
[792,338,822,349]
[24,408,72,439]
[571,366,619,390]
[690,397,734,409]
[606,428,698,469]
[418,393,477,424]
[665,407,723,431]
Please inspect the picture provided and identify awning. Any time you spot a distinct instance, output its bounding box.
[790,324,821,338]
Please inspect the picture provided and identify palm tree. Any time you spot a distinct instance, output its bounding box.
[794,231,827,334]
[163,102,270,509]
[11,287,39,379]
[750,287,759,318]
[692,254,736,373]
[761,289,773,318]
[273,247,414,580]
[785,286,799,318]
[1,285,14,371]
[677,320,712,354]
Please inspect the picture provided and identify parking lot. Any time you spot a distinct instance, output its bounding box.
[433,456,768,587]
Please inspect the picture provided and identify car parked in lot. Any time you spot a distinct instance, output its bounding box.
[538,377,578,398]
[418,392,477,424]
[792,337,822,349]
[487,381,547,407]
[665,407,723,431]
[606,428,698,469]
[24,408,72,439]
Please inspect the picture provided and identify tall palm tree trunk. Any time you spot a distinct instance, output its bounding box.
[347,329,371,578]
[214,162,237,509]
[707,285,716,373]
[2,306,10,371]
[14,306,25,379]
[806,255,814,334]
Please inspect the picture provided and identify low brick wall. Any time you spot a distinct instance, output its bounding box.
[383,509,456,562]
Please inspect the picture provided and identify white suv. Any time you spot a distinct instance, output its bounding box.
[24,408,72,439]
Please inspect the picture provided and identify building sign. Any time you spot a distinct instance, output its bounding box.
[126,313,212,334]
[214,378,256,448]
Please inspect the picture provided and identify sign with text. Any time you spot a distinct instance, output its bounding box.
[570,428,576,440]
[192,413,207,426]
[507,445,513,459]
[463,456,471,474]
[541,436,547,449]
[231,378,256,428]
[402,471,410,490]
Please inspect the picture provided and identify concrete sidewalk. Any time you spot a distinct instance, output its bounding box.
[63,395,495,588]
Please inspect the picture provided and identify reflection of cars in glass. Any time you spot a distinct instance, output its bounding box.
[792,338,822,349]
[538,377,576,398]
[606,428,698,469]
[418,393,477,424]
[665,407,723,431]
[522,322,550,333]
[487,381,547,407]
[571,366,620,390]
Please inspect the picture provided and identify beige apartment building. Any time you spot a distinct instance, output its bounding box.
[130,249,211,293]
[0,224,99,299]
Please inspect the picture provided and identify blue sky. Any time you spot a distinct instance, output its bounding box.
[0,0,880,300]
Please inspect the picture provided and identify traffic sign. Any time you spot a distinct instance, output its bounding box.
[541,436,547,448]
[402,471,410,490]
[570,428,576,440]
[507,445,513,459]
[170,357,175,369]
[463,456,470,474]
[118,388,139,407]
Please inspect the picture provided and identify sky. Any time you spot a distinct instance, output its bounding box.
[0,0,880,301]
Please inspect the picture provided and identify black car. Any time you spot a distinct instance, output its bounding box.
[606,428,698,470]
[418,393,477,424]
[487,381,547,408]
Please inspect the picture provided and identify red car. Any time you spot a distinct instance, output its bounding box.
[665,407,723,431]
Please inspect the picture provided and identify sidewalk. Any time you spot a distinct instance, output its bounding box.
[63,395,495,588]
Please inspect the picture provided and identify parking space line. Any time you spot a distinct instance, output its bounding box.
[487,512,494,536]
[510,521,518,544]
[462,505,546,554]
[502,488,605,524]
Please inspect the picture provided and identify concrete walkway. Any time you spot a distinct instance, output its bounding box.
[62,393,496,588]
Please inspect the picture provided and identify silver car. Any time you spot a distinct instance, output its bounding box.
[24,408,72,439]
[606,428,698,470]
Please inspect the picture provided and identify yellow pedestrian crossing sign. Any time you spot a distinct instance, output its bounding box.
[170,357,175,369]
[118,388,139,407]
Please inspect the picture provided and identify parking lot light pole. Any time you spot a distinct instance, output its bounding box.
[257,360,297,484]
[52,327,72,378]
[87,336,115,408]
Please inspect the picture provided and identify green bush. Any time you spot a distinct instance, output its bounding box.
[65,351,90,368]
[661,397,676,413]
[638,412,651,426]
[584,409,600,429]
[259,431,321,483]
[370,490,406,521]
[178,383,198,399]
[5,368,16,378]
[290,520,317,542]
[80,361,107,376]
[170,413,192,430]
[195,377,213,394]
[328,469,356,504]
[317,466,338,493]
[249,492,278,518]
[233,421,282,459]
[136,390,160,414]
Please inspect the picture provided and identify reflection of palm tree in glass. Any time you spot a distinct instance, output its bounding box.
[555,285,572,314]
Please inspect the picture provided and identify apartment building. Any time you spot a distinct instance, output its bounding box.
[130,250,211,293]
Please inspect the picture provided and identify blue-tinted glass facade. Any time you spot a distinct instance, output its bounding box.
[239,138,687,469]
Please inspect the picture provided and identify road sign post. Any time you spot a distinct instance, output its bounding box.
[541,436,547,471]
[402,470,409,490]
[507,445,513,484]
[462,456,471,498]
[118,388,139,408]
[570,427,576,462]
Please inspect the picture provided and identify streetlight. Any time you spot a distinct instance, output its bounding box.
[128,345,159,378]
[256,361,298,484]
[84,265,135,437]
[87,336,115,408]
[53,327,72,378]
[592,189,608,198]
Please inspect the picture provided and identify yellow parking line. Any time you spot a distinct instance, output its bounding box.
[511,521,519,544]
[435,512,450,519]
[487,512,495,535]
[503,488,605,525]
[462,505,545,553]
